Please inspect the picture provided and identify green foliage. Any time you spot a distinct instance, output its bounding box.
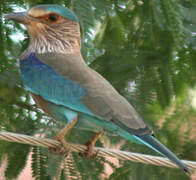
[31,147,51,179]
[0,0,196,179]
[30,147,106,179]
[108,164,132,180]
[5,144,30,178]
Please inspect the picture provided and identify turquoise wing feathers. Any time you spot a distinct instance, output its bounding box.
[20,53,93,116]
[20,53,85,102]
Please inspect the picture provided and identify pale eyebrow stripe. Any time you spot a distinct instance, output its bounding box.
[27,9,50,17]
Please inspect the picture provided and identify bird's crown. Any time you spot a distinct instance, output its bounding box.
[27,4,78,22]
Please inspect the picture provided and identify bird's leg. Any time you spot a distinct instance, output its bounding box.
[83,131,102,158]
[50,117,78,156]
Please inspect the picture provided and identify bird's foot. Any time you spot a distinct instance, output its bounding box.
[50,134,71,157]
[80,131,102,159]
[49,117,78,156]
[83,141,98,159]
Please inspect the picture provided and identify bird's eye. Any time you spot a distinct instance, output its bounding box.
[48,14,59,22]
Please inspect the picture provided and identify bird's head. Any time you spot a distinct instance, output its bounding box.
[5,4,81,54]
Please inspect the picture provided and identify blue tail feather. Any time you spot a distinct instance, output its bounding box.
[136,134,190,173]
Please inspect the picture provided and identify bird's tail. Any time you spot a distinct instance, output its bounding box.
[134,134,190,173]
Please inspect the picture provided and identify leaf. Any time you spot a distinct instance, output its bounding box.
[31,147,51,179]
[5,144,30,178]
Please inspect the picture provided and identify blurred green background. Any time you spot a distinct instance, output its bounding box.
[0,0,196,179]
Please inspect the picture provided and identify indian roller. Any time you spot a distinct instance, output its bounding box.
[5,4,189,173]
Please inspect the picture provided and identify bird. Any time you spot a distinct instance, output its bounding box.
[5,4,190,173]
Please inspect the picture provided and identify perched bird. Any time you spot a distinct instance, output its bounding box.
[5,4,189,172]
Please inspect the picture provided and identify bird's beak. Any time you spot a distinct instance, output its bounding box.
[4,12,37,25]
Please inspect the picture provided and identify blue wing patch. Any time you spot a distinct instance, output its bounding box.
[20,53,92,115]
